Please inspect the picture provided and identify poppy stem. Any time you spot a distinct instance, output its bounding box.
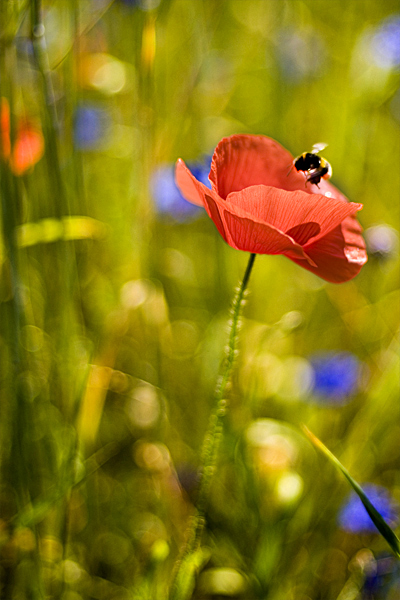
[169,252,256,600]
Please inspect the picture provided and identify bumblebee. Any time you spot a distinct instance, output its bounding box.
[291,143,332,187]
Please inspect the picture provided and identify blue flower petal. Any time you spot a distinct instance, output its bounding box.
[310,351,361,404]
[74,105,109,150]
[338,484,399,534]
[371,15,400,70]
[151,157,211,222]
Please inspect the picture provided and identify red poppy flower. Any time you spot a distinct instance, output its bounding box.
[1,97,44,176]
[175,135,367,283]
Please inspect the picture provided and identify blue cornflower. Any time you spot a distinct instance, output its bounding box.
[151,158,211,222]
[188,159,212,189]
[74,105,109,150]
[338,484,398,534]
[310,352,361,404]
[362,554,400,599]
[370,15,400,70]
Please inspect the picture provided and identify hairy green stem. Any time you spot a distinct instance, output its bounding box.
[169,252,256,600]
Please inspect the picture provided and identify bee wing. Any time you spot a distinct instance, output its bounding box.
[311,143,328,153]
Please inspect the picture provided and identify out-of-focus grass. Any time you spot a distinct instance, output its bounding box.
[0,1,399,599]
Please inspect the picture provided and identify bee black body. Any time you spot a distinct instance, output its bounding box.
[293,152,321,173]
[291,144,332,187]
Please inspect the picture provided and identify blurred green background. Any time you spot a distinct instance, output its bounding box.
[0,1,399,599]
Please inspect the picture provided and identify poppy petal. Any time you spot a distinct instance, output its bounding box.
[289,215,368,283]
[309,178,349,203]
[175,158,229,240]
[209,134,310,199]
[10,127,44,176]
[202,192,315,264]
[0,97,11,160]
[175,158,211,207]
[226,185,362,243]
[175,135,367,283]
[202,192,230,243]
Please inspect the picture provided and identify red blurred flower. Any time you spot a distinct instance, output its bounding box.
[175,135,367,283]
[1,98,44,176]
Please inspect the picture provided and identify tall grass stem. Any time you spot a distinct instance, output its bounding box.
[169,252,256,600]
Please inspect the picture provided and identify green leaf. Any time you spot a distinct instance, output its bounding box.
[302,425,400,558]
[15,217,106,247]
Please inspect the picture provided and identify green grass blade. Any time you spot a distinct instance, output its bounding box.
[11,440,125,529]
[302,425,400,558]
[169,547,211,600]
